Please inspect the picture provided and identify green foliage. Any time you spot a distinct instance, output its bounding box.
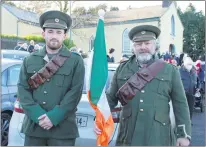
[73,7,86,15]
[1,34,75,49]
[177,3,205,61]
[63,39,76,49]
[87,3,108,15]
[24,35,45,42]
[110,6,119,11]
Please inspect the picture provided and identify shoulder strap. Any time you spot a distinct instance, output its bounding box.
[28,53,71,89]
[116,60,165,106]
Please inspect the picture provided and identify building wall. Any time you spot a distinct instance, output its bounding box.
[1,7,18,35]
[159,2,184,55]
[72,21,159,62]
[18,22,42,36]
[1,7,42,37]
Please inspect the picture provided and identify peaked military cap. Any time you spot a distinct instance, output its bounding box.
[129,25,161,42]
[39,10,72,30]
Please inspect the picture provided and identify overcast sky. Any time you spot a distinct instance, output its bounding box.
[73,1,205,14]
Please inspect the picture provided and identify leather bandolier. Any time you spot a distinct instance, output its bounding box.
[116,60,165,106]
[28,54,70,89]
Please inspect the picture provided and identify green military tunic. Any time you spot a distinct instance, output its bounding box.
[106,55,191,146]
[17,45,85,139]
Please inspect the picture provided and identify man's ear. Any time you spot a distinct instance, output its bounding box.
[42,31,45,38]
[64,33,67,39]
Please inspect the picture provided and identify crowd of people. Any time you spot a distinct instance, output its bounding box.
[14,40,42,53]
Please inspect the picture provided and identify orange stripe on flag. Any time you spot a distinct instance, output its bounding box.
[88,91,114,146]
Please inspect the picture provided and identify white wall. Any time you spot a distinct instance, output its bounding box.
[159,2,184,54]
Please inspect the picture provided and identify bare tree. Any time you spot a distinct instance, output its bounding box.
[110,6,119,11]
[72,7,86,15]
[13,1,53,14]
[53,1,76,13]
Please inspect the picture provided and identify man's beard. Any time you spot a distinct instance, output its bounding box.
[136,52,154,64]
[47,40,61,50]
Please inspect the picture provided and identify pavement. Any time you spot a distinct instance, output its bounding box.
[190,102,205,146]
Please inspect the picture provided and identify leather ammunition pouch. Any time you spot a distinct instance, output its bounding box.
[28,54,70,89]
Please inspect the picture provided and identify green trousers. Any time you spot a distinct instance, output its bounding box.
[25,135,76,146]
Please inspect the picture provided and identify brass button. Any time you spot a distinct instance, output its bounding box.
[141,90,145,93]
[142,73,148,76]
[44,91,47,94]
[42,102,46,105]
[140,109,144,112]
[140,99,143,103]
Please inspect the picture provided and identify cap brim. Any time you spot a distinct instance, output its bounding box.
[43,23,67,30]
[133,37,156,42]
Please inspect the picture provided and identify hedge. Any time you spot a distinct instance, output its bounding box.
[1,34,75,49]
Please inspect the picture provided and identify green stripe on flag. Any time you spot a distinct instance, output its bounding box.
[90,19,108,105]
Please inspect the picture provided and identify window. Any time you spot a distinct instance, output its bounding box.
[122,28,132,54]
[3,53,27,60]
[7,65,21,86]
[89,35,95,51]
[1,70,8,86]
[171,15,175,36]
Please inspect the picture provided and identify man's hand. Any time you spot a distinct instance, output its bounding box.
[176,138,190,146]
[38,114,53,130]
[93,121,102,135]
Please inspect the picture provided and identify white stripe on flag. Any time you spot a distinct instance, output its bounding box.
[86,50,94,93]
[97,86,111,120]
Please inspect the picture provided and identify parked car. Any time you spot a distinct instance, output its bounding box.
[1,59,22,146]
[8,63,120,146]
[8,63,176,146]
[2,50,29,61]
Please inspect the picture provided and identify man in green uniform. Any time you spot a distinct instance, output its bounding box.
[17,10,85,146]
[94,25,191,146]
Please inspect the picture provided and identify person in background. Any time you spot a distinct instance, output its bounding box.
[18,43,28,51]
[120,54,129,62]
[179,57,199,120]
[107,48,115,63]
[14,42,24,50]
[34,44,41,51]
[195,59,205,94]
[27,40,35,53]
[163,51,171,61]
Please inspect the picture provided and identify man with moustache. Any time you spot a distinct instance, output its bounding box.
[94,25,191,146]
[17,10,85,146]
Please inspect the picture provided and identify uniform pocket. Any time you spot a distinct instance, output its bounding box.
[27,64,44,74]
[154,110,171,145]
[54,68,72,87]
[149,75,171,99]
[117,72,133,88]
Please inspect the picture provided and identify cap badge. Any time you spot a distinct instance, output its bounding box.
[55,18,59,23]
[141,31,146,34]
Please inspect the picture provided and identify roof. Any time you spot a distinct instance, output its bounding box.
[73,5,168,28]
[3,3,168,28]
[104,5,168,23]
[2,3,39,26]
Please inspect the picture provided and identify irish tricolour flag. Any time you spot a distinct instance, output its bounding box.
[86,10,114,146]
